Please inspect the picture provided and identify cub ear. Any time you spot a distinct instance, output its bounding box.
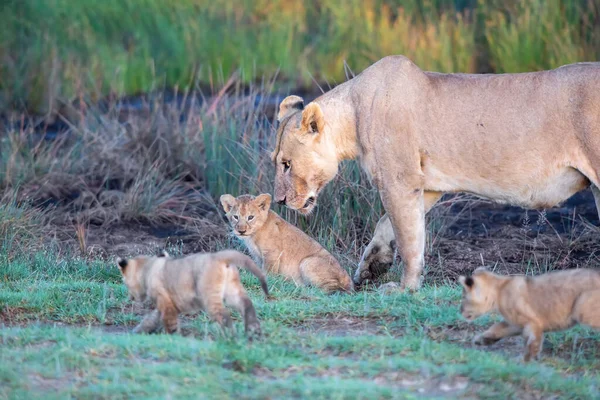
[158,250,169,258]
[277,95,304,122]
[255,193,272,211]
[301,102,325,135]
[117,257,128,271]
[220,194,236,213]
[459,275,474,289]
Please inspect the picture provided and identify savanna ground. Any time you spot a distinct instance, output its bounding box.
[2,1,600,398]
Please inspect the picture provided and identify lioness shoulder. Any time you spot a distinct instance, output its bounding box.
[459,267,600,361]
[220,193,353,294]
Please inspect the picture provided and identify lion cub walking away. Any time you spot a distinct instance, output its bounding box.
[220,193,353,294]
[459,267,600,362]
[117,250,269,336]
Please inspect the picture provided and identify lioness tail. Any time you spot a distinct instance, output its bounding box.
[215,250,269,297]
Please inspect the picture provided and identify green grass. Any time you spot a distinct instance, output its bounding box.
[2,0,599,113]
[1,252,600,399]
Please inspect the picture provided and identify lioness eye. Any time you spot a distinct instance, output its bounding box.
[247,215,254,221]
[233,215,239,221]
[283,160,291,172]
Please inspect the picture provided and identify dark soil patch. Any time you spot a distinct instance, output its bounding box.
[423,190,600,280]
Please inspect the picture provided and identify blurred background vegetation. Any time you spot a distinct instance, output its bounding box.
[0,0,598,266]
[2,0,599,114]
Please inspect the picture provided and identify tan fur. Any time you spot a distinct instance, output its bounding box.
[272,55,600,290]
[459,267,600,362]
[117,250,269,336]
[220,193,353,294]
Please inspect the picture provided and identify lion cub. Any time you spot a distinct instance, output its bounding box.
[117,250,269,336]
[459,267,600,362]
[220,193,353,293]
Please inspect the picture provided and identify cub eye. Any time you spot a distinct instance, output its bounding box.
[247,215,254,221]
[233,215,239,221]
[282,160,291,172]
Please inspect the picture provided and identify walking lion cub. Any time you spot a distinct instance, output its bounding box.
[459,267,600,361]
[117,250,269,336]
[220,193,353,293]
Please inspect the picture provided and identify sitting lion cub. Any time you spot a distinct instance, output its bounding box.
[117,250,269,336]
[459,267,600,361]
[220,193,353,293]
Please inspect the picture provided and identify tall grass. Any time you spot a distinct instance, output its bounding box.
[1,0,598,114]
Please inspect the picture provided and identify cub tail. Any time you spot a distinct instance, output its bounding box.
[215,250,269,298]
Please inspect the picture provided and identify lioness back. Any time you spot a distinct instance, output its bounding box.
[220,193,353,293]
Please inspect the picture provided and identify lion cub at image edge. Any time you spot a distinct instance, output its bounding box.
[117,250,269,336]
[220,193,353,294]
[459,267,600,362]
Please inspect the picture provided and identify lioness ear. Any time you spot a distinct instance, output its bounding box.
[255,193,272,211]
[301,102,325,135]
[277,95,304,122]
[117,257,128,271]
[220,194,236,213]
[459,275,474,289]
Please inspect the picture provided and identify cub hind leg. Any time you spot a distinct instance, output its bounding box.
[224,282,261,338]
[573,289,600,329]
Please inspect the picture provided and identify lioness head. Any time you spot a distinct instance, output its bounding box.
[271,95,339,215]
[458,267,498,321]
[116,253,166,302]
[220,193,271,236]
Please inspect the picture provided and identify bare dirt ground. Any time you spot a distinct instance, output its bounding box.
[47,187,600,283]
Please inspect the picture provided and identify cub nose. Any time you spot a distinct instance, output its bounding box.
[238,229,246,235]
[277,196,286,205]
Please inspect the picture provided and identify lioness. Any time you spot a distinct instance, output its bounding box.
[220,193,353,293]
[271,55,600,290]
[459,267,600,362]
[117,250,269,336]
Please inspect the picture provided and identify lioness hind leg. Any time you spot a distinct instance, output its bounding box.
[573,289,600,329]
[474,321,522,345]
[133,309,162,334]
[592,185,600,222]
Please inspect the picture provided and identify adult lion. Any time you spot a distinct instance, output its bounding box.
[271,55,600,291]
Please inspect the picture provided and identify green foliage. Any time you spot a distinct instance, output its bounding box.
[2,0,598,113]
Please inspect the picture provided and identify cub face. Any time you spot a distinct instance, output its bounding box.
[117,252,166,302]
[220,193,271,237]
[271,96,339,215]
[458,268,495,321]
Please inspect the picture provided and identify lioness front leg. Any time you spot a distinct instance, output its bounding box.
[132,309,162,334]
[378,182,426,291]
[474,321,522,345]
[355,191,442,286]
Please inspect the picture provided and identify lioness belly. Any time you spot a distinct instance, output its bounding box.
[424,164,590,209]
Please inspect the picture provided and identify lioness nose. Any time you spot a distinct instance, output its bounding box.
[277,196,286,205]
